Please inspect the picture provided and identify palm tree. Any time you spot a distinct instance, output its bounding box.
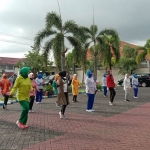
[34,11,82,71]
[82,25,103,79]
[136,39,150,73]
[98,28,120,70]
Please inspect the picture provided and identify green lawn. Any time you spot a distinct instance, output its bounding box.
[0,97,16,101]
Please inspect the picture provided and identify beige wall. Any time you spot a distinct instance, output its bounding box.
[76,67,150,84]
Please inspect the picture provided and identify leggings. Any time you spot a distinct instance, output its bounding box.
[29,96,35,110]
[4,94,9,105]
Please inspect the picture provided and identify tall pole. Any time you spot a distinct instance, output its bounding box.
[92,2,97,80]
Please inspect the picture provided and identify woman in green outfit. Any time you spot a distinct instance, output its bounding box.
[7,67,32,129]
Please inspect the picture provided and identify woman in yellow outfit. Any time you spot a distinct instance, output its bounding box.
[71,74,81,102]
[7,67,32,129]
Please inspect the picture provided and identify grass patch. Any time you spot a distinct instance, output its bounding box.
[0,97,17,101]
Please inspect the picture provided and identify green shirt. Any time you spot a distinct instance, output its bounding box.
[10,75,32,101]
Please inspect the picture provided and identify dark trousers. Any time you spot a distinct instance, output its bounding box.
[133,88,138,97]
[36,89,43,102]
[103,86,107,96]
[86,93,95,110]
[109,87,116,103]
[72,95,77,102]
[61,92,68,115]
[4,94,9,105]
[29,96,35,110]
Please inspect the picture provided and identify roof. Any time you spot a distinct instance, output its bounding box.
[0,57,25,65]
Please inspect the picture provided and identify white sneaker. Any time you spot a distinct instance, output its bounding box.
[36,102,39,104]
[59,112,63,119]
[109,102,113,105]
[29,110,32,113]
[63,115,67,119]
[86,109,92,112]
[90,109,95,112]
[134,96,138,98]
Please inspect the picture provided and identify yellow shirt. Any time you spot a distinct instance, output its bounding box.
[71,79,81,95]
[10,76,32,101]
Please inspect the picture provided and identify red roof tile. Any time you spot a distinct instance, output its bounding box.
[0,57,25,65]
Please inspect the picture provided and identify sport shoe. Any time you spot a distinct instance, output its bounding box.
[63,115,67,119]
[90,109,95,112]
[29,110,32,113]
[16,121,26,129]
[86,109,92,112]
[55,102,59,107]
[125,99,130,102]
[134,96,138,98]
[59,112,63,119]
[109,102,113,105]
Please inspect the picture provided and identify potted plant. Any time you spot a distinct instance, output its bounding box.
[43,85,54,97]
[96,83,102,91]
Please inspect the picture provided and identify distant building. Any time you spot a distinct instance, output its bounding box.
[0,57,25,77]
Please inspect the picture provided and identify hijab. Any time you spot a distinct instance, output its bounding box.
[86,70,92,78]
[37,74,42,79]
[28,73,34,80]
[19,67,30,79]
[133,74,137,78]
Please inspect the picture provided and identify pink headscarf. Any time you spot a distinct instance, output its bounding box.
[28,73,33,79]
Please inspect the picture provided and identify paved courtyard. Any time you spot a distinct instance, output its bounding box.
[0,86,150,150]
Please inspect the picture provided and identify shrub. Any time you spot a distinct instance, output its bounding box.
[68,86,72,93]
[96,83,102,91]
[43,85,54,95]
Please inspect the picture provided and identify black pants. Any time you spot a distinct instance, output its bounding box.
[73,95,77,102]
[109,88,116,103]
[61,92,68,115]
[4,95,9,105]
[29,96,35,110]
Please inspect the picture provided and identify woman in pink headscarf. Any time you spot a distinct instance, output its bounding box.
[28,73,40,112]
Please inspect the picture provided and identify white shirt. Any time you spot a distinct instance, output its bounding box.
[124,78,131,90]
[85,77,96,94]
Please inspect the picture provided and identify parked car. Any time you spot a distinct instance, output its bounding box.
[43,75,55,85]
[118,74,150,87]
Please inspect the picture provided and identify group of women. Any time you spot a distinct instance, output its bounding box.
[102,71,139,105]
[1,67,139,129]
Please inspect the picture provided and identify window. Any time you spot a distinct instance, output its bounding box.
[7,65,14,70]
[0,65,6,70]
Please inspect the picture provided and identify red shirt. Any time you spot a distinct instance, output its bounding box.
[106,75,115,88]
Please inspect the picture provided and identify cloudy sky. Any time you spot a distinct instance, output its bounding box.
[0,0,150,58]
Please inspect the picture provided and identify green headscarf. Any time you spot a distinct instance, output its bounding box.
[19,67,30,79]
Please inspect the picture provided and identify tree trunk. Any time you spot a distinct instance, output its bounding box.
[109,63,112,70]
[61,52,65,71]
[93,42,97,80]
[73,61,75,74]
[82,69,85,87]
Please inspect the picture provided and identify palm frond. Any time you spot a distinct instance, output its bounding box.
[136,50,147,64]
[90,25,98,36]
[46,12,62,30]
[34,29,56,49]
[52,33,64,71]
[42,39,53,65]
[67,36,81,62]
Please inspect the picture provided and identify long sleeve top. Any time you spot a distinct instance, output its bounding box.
[85,77,96,94]
[102,77,106,86]
[132,77,138,88]
[35,78,44,89]
[124,78,131,90]
[71,79,81,95]
[106,75,115,88]
[29,79,38,96]
[10,76,32,101]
